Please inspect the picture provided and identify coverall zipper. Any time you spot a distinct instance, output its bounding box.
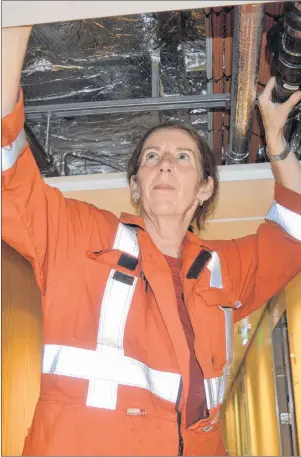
[175,379,184,455]
[177,410,184,456]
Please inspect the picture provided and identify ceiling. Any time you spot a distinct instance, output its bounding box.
[18,2,288,178]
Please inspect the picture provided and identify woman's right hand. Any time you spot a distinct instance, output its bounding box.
[2,26,32,118]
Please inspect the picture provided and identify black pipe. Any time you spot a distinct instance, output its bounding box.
[266,2,301,146]
[24,123,58,177]
[267,2,301,104]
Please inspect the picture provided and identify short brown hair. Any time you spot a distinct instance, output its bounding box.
[127,121,219,231]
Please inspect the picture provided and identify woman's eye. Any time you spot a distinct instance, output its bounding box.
[178,152,189,160]
[146,152,158,160]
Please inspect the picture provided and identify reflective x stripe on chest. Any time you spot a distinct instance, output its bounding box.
[42,224,233,411]
[43,223,181,409]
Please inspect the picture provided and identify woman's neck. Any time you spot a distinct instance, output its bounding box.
[143,215,189,258]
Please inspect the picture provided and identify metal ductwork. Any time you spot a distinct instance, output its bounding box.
[228,4,264,164]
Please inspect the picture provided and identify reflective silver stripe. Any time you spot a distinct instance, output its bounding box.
[219,306,233,376]
[43,345,181,406]
[1,129,27,172]
[113,223,139,257]
[266,201,301,242]
[207,251,223,288]
[87,269,137,408]
[204,376,225,410]
[205,306,233,409]
[96,269,137,356]
[88,223,139,408]
[42,223,181,409]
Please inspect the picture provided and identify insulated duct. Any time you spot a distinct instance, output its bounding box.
[23,11,209,176]
[228,4,264,164]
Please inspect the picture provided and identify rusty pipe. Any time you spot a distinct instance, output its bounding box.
[228,4,264,164]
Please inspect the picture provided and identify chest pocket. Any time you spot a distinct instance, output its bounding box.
[73,223,140,344]
[187,249,237,410]
[42,223,181,411]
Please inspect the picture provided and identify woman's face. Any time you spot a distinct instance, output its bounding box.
[130,128,214,219]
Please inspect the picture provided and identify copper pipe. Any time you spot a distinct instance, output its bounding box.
[228,4,264,164]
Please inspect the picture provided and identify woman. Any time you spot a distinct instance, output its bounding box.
[2,26,301,457]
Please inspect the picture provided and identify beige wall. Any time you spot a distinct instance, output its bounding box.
[62,178,275,240]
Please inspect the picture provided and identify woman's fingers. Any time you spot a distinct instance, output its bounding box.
[282,90,301,115]
[259,76,276,102]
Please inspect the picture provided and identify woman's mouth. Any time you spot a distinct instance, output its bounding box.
[153,184,175,190]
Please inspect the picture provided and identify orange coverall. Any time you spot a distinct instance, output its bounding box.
[2,92,301,456]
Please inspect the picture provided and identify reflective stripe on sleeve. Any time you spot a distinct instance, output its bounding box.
[266,201,301,242]
[1,129,27,172]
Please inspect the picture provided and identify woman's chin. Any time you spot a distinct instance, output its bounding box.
[148,201,179,217]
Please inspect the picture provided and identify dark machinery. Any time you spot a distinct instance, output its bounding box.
[267,1,301,155]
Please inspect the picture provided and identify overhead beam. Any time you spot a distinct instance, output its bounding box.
[3,0,283,28]
[25,93,230,120]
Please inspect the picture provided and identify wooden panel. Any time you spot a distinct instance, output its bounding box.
[1,242,43,456]
[244,311,280,456]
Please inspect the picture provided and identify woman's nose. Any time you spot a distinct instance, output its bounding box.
[157,154,174,175]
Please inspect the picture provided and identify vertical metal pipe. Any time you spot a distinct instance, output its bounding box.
[151,57,161,98]
[45,111,52,157]
[205,10,214,151]
[228,4,264,164]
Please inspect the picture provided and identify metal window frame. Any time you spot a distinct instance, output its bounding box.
[269,300,300,457]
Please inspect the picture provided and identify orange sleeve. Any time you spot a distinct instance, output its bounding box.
[230,182,301,322]
[1,90,25,147]
[1,91,108,293]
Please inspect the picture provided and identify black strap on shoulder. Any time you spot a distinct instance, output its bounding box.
[186,250,212,279]
[113,270,135,285]
[117,253,138,271]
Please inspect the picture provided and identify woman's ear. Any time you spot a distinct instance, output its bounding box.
[130,175,140,202]
[197,176,214,202]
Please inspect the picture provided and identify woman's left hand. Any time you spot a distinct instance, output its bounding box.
[258,76,301,150]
